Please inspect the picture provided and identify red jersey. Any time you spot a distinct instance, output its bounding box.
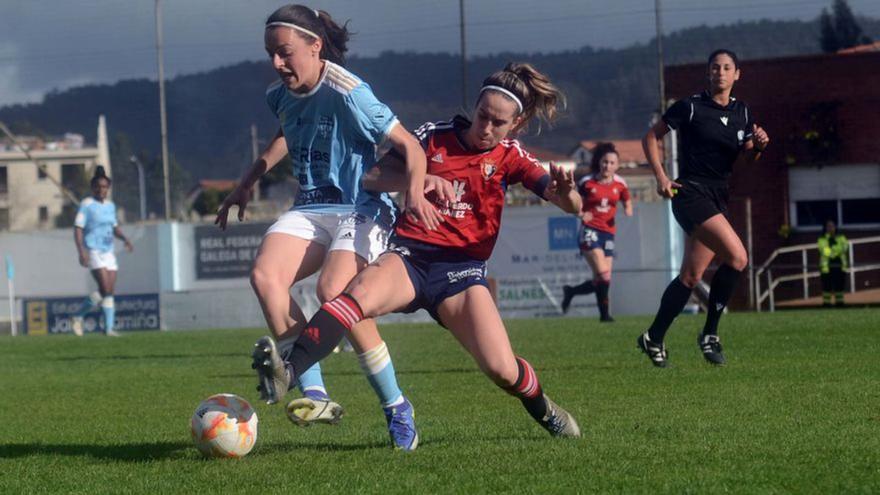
[577,174,630,234]
[394,116,550,260]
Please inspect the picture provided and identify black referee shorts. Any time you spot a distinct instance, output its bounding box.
[671,179,729,235]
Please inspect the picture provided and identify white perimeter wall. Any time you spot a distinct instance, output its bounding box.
[1,202,674,329]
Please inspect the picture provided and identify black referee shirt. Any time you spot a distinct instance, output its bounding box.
[663,91,754,184]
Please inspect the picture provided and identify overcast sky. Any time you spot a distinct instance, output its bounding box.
[1,0,878,107]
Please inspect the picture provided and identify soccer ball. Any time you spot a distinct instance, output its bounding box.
[191,393,258,458]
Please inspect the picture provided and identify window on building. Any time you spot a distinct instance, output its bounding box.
[841,198,880,225]
[794,200,837,227]
[37,165,48,180]
[61,163,85,188]
[39,206,49,223]
[0,208,8,230]
[0,166,7,194]
[789,164,880,229]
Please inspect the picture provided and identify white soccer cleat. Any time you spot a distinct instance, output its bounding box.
[251,336,291,405]
[285,397,344,427]
[105,329,122,337]
[539,394,581,438]
[72,317,84,337]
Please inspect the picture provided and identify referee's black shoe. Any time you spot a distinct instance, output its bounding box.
[698,333,725,366]
[637,332,668,368]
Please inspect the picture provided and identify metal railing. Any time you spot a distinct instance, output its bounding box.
[755,235,880,312]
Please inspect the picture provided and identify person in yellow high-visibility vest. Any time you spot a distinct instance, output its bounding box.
[818,219,849,307]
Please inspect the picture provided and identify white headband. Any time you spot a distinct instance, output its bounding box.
[266,21,320,41]
[479,85,523,114]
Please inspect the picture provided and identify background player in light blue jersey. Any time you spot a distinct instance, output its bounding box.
[72,166,133,337]
[215,4,439,427]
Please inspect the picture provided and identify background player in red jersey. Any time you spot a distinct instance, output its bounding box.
[254,63,584,449]
[561,142,633,321]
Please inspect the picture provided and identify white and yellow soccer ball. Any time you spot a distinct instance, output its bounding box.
[191,394,258,458]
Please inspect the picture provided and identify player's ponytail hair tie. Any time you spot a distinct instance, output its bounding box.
[479,85,524,114]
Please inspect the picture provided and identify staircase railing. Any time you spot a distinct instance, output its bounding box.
[754,235,880,312]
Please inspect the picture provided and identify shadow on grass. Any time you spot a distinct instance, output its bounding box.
[213,364,595,380]
[256,440,389,454]
[0,441,191,461]
[53,352,246,362]
[210,367,486,380]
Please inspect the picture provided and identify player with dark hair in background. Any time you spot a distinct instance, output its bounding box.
[562,142,633,321]
[638,49,770,367]
[72,166,133,337]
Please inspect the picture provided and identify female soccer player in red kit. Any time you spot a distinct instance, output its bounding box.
[562,142,633,321]
[253,62,583,449]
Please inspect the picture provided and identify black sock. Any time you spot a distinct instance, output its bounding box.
[647,277,693,343]
[288,294,363,380]
[569,279,596,296]
[595,281,610,318]
[505,357,547,421]
[703,264,741,336]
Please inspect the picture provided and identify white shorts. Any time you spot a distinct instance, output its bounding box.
[88,250,118,271]
[265,210,390,263]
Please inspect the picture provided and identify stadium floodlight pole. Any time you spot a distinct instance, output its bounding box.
[129,155,147,221]
[155,0,172,220]
[459,0,467,110]
[0,121,79,205]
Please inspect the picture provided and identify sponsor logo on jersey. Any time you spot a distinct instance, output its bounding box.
[431,153,444,163]
[720,115,729,126]
[481,160,497,180]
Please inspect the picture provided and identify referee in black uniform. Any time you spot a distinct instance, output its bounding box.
[637,49,770,367]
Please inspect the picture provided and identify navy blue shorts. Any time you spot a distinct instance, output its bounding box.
[578,226,615,257]
[385,235,489,324]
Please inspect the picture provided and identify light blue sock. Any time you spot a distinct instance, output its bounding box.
[297,362,329,401]
[101,296,115,333]
[358,342,404,408]
[77,292,102,317]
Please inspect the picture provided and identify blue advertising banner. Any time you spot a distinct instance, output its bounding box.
[547,216,580,251]
[23,293,161,335]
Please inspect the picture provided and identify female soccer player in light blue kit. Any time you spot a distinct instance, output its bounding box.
[72,166,133,337]
[215,4,437,426]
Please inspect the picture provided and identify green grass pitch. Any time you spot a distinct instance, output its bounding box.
[1,309,879,494]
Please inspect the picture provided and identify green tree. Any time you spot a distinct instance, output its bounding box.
[820,0,873,53]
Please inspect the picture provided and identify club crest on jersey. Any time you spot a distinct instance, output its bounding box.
[480,160,497,180]
[720,116,729,126]
[317,115,334,139]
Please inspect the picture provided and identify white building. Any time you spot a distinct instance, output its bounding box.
[0,116,111,231]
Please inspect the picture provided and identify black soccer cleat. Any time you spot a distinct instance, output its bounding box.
[697,333,725,366]
[561,286,574,314]
[637,332,668,368]
[599,315,615,323]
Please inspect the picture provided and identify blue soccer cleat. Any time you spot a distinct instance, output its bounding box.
[383,396,419,451]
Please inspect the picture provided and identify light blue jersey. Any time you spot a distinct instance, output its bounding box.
[266,61,398,227]
[74,197,117,253]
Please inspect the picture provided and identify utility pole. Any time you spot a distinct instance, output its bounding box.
[129,155,147,221]
[655,0,666,115]
[654,0,666,115]
[155,0,171,220]
[459,0,468,110]
[250,124,260,201]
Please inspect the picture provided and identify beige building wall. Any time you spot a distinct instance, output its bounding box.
[0,117,110,231]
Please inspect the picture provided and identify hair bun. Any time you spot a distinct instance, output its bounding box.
[94,165,107,178]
